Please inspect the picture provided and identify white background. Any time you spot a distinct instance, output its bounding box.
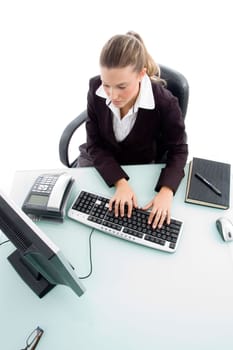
[1,0,233,194]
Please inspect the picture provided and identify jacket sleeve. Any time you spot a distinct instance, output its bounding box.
[154,86,188,194]
[85,78,129,187]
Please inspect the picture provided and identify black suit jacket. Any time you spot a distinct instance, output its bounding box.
[84,76,188,193]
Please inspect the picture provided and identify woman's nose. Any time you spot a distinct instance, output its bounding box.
[109,88,118,100]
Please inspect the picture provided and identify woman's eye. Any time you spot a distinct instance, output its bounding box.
[102,84,126,90]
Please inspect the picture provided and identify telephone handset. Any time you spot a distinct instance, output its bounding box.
[22,173,74,220]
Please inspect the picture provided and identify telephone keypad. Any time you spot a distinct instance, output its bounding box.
[32,175,59,195]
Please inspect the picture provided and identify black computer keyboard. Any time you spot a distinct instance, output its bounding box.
[68,190,184,253]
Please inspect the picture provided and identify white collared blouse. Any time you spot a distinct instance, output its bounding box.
[95,74,155,142]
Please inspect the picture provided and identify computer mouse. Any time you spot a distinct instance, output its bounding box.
[216,217,233,242]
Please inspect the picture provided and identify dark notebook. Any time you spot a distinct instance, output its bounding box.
[185,157,231,209]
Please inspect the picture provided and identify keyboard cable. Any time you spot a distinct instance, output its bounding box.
[79,228,95,280]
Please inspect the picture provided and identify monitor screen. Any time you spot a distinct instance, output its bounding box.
[0,189,86,298]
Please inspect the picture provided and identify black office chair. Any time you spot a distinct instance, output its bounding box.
[59,65,189,168]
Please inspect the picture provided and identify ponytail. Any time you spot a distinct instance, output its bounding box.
[126,31,166,85]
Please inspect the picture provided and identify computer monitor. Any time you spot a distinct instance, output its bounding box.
[0,189,86,298]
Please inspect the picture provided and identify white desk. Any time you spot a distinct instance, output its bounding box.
[1,164,233,349]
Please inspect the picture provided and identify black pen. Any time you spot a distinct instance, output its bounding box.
[195,172,222,196]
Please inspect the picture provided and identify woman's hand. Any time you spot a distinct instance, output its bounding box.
[142,186,174,228]
[109,178,138,218]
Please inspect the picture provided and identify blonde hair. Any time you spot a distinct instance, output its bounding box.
[99,31,165,84]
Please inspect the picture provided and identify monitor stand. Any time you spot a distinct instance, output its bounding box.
[8,249,55,298]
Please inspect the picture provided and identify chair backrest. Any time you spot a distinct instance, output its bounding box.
[160,64,189,118]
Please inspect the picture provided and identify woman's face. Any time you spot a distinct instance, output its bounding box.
[100,65,146,110]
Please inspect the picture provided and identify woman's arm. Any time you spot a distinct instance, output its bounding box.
[85,77,129,187]
[154,85,188,194]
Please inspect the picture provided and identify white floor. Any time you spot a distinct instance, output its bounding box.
[1,0,233,194]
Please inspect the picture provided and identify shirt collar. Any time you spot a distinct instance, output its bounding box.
[95,74,155,111]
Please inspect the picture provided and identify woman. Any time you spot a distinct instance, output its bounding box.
[78,31,188,228]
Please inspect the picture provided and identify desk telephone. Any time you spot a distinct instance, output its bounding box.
[22,173,74,220]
